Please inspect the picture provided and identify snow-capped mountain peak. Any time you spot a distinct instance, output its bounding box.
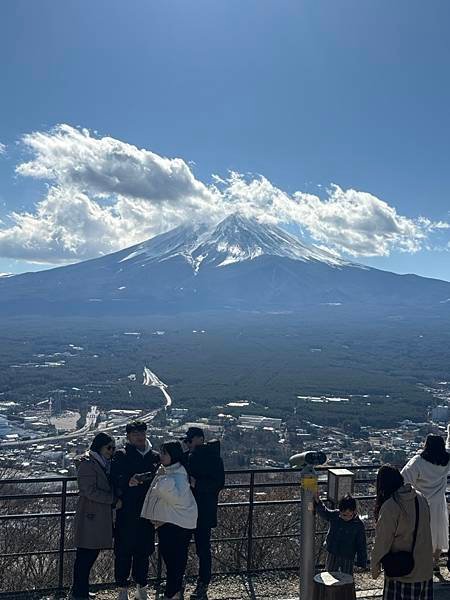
[2,213,450,316]
[119,213,347,272]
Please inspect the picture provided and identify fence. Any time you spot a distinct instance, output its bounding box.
[0,465,384,596]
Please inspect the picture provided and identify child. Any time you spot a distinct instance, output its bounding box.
[314,492,367,574]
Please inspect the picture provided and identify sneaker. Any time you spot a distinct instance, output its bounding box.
[135,585,148,600]
[190,581,208,600]
[118,588,129,600]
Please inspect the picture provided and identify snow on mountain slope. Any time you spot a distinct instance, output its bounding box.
[118,213,347,272]
[2,213,450,317]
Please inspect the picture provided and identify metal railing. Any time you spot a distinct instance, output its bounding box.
[0,465,384,596]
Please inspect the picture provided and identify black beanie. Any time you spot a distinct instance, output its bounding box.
[90,432,114,453]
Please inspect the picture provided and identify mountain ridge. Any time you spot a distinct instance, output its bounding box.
[1,214,449,315]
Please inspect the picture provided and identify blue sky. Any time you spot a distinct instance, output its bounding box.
[1,0,450,279]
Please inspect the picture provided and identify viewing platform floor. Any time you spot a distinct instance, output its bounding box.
[33,570,450,600]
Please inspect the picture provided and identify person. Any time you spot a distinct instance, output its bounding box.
[72,432,116,600]
[182,427,225,600]
[314,493,367,574]
[371,465,433,600]
[111,420,160,600]
[141,441,198,600]
[401,432,450,573]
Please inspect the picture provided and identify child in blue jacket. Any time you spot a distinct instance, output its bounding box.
[314,493,367,575]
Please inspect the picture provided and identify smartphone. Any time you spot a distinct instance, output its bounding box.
[134,472,153,483]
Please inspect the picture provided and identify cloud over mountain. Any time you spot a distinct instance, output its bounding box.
[0,124,447,264]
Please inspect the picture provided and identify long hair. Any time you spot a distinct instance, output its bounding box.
[161,441,184,465]
[374,465,404,521]
[421,434,449,467]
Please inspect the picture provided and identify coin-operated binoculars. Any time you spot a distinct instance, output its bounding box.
[289,451,327,599]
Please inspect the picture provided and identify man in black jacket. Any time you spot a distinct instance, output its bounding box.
[182,427,225,600]
[111,421,160,600]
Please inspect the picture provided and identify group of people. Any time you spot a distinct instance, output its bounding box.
[72,421,450,600]
[315,431,450,600]
[71,422,224,600]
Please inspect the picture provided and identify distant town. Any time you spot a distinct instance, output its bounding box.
[1,370,449,478]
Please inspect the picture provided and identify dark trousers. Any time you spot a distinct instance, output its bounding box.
[72,547,100,598]
[194,524,212,585]
[114,514,155,587]
[158,523,192,598]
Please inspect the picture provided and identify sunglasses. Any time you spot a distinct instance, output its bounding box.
[106,445,116,451]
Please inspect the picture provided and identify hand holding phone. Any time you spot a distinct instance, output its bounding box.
[134,472,153,484]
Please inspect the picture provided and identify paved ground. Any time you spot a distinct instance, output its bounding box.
[3,568,447,599]
[87,569,450,600]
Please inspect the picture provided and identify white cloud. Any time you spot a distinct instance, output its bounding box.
[213,173,448,257]
[17,124,216,206]
[0,124,447,264]
[292,185,431,256]
[0,143,6,155]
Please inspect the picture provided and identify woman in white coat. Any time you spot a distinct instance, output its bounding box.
[141,441,198,600]
[401,431,450,572]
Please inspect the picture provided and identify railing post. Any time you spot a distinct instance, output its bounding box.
[246,471,255,573]
[57,479,68,593]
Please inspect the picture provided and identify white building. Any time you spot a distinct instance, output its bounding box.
[238,415,283,431]
[431,405,449,422]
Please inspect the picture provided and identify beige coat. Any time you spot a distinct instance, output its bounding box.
[73,454,114,549]
[371,484,433,583]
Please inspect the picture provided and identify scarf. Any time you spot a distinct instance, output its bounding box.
[89,450,111,474]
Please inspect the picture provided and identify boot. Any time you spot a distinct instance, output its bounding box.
[190,581,208,600]
[135,585,148,600]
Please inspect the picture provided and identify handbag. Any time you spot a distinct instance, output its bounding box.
[381,496,419,578]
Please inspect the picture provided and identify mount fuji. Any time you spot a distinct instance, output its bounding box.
[1,214,450,315]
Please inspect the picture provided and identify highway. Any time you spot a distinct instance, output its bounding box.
[0,366,170,449]
[143,366,172,407]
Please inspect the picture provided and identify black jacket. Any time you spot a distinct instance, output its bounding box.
[316,501,367,567]
[111,442,160,518]
[186,440,225,528]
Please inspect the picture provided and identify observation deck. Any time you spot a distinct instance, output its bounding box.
[1,466,449,599]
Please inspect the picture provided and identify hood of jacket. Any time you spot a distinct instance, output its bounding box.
[74,452,90,466]
[125,438,153,456]
[161,462,187,476]
[395,483,417,503]
[193,439,221,458]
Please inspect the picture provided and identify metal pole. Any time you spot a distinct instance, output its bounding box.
[246,471,255,573]
[57,479,68,593]
[299,466,317,599]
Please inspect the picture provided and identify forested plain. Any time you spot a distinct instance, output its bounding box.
[1,305,449,428]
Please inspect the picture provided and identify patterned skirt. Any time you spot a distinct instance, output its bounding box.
[383,579,433,600]
[325,552,354,575]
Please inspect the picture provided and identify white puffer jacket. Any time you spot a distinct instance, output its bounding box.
[141,462,198,530]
